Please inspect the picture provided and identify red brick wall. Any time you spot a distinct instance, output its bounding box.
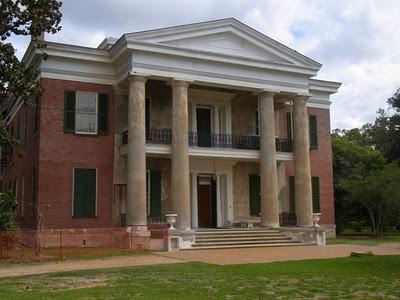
[2,101,39,229]
[285,107,335,225]
[38,78,115,228]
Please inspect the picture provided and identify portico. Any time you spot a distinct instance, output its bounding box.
[122,76,314,233]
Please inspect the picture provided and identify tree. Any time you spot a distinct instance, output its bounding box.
[0,192,18,231]
[361,88,400,164]
[0,0,62,230]
[340,165,400,237]
[332,134,386,233]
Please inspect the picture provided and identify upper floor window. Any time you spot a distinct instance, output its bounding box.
[64,91,108,135]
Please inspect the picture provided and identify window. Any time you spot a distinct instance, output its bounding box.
[255,110,259,136]
[309,115,318,149]
[312,177,320,213]
[73,168,97,218]
[64,91,108,135]
[249,174,260,216]
[146,170,161,217]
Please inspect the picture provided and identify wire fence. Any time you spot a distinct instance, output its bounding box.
[0,224,170,262]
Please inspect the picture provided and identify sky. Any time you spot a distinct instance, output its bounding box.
[9,0,400,129]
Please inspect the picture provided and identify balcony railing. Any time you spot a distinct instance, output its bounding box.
[122,129,293,152]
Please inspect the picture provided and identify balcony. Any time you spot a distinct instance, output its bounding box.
[122,129,293,152]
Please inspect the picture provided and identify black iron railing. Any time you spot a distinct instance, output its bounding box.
[122,129,293,152]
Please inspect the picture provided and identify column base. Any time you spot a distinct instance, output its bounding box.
[126,225,151,250]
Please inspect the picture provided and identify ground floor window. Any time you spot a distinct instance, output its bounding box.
[249,174,260,216]
[73,168,96,218]
[146,170,161,217]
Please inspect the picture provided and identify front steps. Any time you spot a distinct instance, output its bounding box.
[190,228,303,250]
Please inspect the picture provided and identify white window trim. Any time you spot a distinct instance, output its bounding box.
[75,91,98,135]
[71,167,98,218]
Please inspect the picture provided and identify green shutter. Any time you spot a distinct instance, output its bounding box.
[289,176,295,214]
[149,170,161,217]
[249,174,260,216]
[287,112,293,140]
[74,169,96,218]
[309,115,318,149]
[73,169,86,218]
[98,93,108,135]
[312,177,320,213]
[64,91,76,133]
[86,169,96,217]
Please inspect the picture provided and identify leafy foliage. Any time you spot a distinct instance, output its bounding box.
[333,88,400,234]
[0,192,18,231]
[332,134,386,233]
[340,165,400,237]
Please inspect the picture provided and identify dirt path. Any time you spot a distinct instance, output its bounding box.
[157,243,400,265]
[0,254,184,278]
[1,244,399,278]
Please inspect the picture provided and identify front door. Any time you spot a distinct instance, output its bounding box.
[196,107,212,147]
[197,175,217,228]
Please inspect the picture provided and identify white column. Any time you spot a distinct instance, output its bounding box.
[226,103,232,134]
[214,105,220,134]
[191,172,198,229]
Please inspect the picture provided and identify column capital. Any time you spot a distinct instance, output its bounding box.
[128,75,148,84]
[256,89,279,98]
[293,93,312,103]
[169,78,193,88]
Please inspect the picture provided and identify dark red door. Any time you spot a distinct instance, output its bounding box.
[198,177,212,227]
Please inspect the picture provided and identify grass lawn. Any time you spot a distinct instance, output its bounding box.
[0,255,399,299]
[327,230,400,246]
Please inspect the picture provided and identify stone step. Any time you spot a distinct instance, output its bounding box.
[195,236,290,242]
[195,229,280,235]
[193,239,298,246]
[195,233,284,239]
[188,242,304,250]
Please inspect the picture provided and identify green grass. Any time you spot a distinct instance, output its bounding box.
[327,230,400,246]
[0,256,399,299]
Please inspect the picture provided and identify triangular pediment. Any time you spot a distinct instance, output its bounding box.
[160,32,290,63]
[120,18,321,69]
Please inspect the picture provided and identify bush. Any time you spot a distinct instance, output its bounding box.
[0,192,18,231]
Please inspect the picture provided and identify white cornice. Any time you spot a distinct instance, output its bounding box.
[122,41,319,76]
[309,79,341,94]
[119,143,293,161]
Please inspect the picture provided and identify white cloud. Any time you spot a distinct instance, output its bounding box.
[8,0,400,129]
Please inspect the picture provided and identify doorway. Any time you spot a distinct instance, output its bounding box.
[197,175,217,228]
[196,107,212,147]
